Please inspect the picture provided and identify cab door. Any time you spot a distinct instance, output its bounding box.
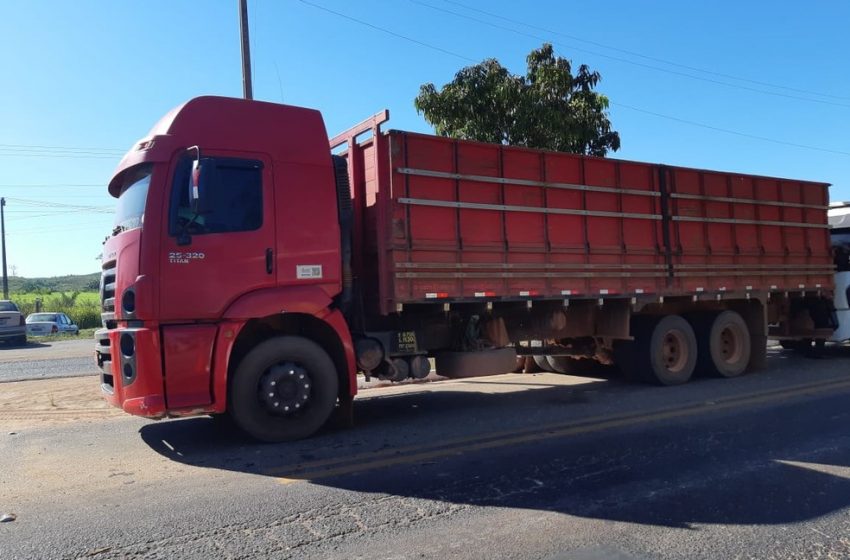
[159,153,276,321]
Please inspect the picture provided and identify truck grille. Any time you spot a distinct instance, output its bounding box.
[100,260,117,329]
[95,331,114,392]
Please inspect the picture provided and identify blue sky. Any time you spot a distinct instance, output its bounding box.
[0,0,847,277]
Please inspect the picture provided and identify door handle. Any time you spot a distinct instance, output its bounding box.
[265,248,273,274]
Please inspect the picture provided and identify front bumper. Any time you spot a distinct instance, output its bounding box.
[95,326,166,418]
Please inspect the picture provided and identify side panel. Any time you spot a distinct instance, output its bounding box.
[667,168,832,293]
[162,324,217,409]
[372,131,832,311]
[386,132,666,306]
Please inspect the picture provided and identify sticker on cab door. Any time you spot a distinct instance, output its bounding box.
[296,265,323,279]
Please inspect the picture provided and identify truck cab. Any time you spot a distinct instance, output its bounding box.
[96,96,357,440]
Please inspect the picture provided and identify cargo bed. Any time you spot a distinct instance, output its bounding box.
[332,115,832,317]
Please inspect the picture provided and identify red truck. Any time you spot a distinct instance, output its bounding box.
[96,96,835,441]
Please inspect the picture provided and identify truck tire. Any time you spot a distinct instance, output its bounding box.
[779,339,812,352]
[617,315,697,386]
[532,355,554,372]
[229,336,339,443]
[546,356,609,377]
[435,348,518,378]
[694,311,751,378]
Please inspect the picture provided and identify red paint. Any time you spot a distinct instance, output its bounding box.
[162,324,217,409]
[101,327,166,419]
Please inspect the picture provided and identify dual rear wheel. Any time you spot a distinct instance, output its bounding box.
[616,311,751,386]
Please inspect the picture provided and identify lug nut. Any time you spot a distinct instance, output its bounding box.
[268,392,274,397]
[274,402,279,407]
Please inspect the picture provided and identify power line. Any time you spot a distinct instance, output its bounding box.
[411,0,850,109]
[0,143,124,153]
[6,210,112,221]
[442,0,849,102]
[0,184,103,188]
[301,0,847,158]
[297,0,476,62]
[0,152,118,160]
[4,197,113,211]
[6,222,112,236]
[612,102,850,156]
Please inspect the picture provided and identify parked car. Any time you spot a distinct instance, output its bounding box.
[0,300,27,345]
[26,312,79,336]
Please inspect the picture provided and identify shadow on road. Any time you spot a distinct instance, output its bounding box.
[0,340,51,350]
[140,347,850,529]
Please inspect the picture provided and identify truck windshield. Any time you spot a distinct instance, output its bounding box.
[113,164,152,233]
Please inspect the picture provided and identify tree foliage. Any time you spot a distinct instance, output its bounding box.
[414,44,620,156]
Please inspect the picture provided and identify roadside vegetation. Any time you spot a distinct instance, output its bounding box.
[12,291,101,330]
[4,273,101,330]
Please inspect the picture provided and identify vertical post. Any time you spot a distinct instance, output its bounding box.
[239,0,253,100]
[1,198,8,300]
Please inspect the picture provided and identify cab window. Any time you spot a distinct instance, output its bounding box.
[169,156,263,236]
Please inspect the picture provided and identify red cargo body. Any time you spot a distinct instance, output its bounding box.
[337,129,832,317]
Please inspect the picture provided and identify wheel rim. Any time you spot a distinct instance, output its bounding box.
[661,329,688,373]
[257,362,312,415]
[718,324,744,365]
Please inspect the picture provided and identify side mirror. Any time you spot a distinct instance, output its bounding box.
[190,159,202,212]
[186,154,215,215]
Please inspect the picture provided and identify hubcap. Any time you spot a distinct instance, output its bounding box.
[258,362,312,415]
[719,325,743,364]
[661,330,688,373]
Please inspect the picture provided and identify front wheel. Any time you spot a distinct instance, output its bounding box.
[229,336,339,442]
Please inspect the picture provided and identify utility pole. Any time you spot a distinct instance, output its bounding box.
[239,0,253,100]
[1,198,8,300]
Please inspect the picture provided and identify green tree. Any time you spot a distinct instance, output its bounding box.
[414,43,620,156]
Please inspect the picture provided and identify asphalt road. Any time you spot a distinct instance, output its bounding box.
[0,339,97,383]
[3,347,850,559]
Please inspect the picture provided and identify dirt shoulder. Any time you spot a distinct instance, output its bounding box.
[0,375,121,432]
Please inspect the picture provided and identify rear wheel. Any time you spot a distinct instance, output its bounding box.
[229,336,339,443]
[546,356,610,377]
[533,355,553,372]
[618,315,697,386]
[779,339,804,350]
[434,348,518,378]
[694,311,751,378]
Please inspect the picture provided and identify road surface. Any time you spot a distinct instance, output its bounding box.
[0,339,96,383]
[2,346,850,559]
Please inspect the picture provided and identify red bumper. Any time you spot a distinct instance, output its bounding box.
[96,327,167,419]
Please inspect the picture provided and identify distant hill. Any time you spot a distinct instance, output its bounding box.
[9,272,100,293]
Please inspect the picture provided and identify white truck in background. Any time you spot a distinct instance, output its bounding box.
[828,202,850,343]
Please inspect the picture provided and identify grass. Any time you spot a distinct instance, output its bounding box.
[28,328,98,342]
